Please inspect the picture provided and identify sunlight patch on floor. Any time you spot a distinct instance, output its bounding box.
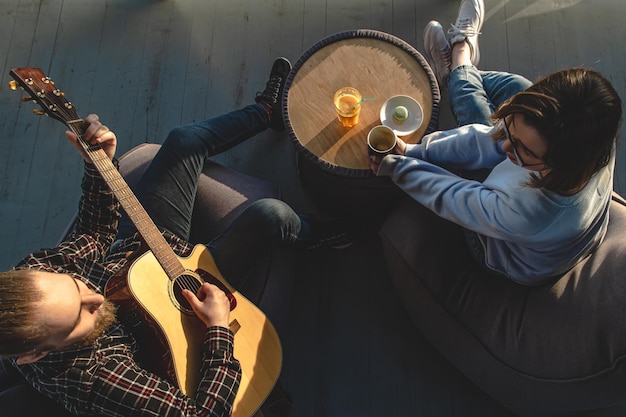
[486,0,585,22]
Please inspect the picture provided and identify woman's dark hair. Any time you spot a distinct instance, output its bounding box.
[492,68,622,195]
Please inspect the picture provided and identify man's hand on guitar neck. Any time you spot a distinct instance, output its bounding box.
[182,283,231,329]
[65,114,117,162]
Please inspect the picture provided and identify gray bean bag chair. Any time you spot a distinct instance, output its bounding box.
[378,192,626,416]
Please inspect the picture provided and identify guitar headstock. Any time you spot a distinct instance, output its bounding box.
[9,67,80,127]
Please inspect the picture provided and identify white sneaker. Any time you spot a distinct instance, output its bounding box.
[447,0,485,66]
[423,20,452,87]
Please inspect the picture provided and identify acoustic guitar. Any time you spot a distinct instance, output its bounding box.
[9,67,282,417]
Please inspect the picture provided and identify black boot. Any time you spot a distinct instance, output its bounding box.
[255,57,292,131]
[299,215,361,250]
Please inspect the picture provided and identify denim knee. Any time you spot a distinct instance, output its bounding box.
[162,126,208,154]
[448,65,494,126]
[238,199,301,243]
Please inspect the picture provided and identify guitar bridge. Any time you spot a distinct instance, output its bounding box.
[229,318,241,334]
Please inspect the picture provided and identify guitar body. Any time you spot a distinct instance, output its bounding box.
[105,245,283,417]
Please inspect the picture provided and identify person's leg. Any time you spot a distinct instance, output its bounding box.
[207,198,359,293]
[448,65,493,126]
[207,198,300,293]
[117,104,270,241]
[423,0,484,89]
[445,4,494,127]
[448,68,531,127]
[480,70,533,109]
[446,0,531,110]
[449,37,531,126]
[424,0,490,125]
[426,0,529,127]
[447,0,484,68]
[116,58,292,241]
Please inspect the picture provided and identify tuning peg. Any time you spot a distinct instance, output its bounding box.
[9,80,18,91]
[33,109,46,116]
[21,96,34,102]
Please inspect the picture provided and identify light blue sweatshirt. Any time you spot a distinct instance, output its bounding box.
[378,124,613,285]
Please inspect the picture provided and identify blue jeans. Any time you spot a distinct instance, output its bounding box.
[116,104,303,291]
[448,65,532,126]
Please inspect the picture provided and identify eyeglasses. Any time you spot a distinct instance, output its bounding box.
[502,118,545,168]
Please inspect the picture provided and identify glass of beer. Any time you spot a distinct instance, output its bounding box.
[334,87,362,128]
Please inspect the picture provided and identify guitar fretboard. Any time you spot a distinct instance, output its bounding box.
[68,120,185,281]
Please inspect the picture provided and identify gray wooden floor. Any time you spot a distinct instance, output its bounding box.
[1,1,626,416]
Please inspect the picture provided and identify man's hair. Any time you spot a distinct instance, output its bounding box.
[492,68,623,195]
[0,269,49,357]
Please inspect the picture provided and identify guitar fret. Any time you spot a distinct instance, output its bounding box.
[122,201,146,216]
[141,229,162,242]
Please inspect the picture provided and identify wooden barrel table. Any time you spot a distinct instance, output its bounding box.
[283,29,440,215]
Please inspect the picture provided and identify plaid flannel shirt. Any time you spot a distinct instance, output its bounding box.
[11,162,241,417]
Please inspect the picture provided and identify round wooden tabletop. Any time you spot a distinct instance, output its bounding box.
[285,30,439,172]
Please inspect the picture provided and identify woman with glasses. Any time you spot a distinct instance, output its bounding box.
[369,0,622,285]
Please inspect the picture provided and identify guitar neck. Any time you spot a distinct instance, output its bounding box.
[68,120,185,279]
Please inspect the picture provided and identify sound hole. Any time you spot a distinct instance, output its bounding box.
[170,272,204,315]
[196,269,237,311]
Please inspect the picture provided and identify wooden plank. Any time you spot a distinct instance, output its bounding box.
[317,243,371,417]
[182,0,263,183]
[391,0,418,48]
[0,0,65,268]
[503,0,540,79]
[299,0,328,52]
[179,0,219,125]
[96,1,158,152]
[0,0,36,186]
[325,0,370,36]
[88,0,146,153]
[37,0,113,251]
[572,0,626,193]
[150,0,193,134]
[480,0,511,72]
[0,0,20,84]
[128,1,179,146]
[280,249,327,417]
[368,1,394,35]
[13,0,109,261]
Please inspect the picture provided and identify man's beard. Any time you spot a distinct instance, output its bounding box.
[72,299,118,348]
